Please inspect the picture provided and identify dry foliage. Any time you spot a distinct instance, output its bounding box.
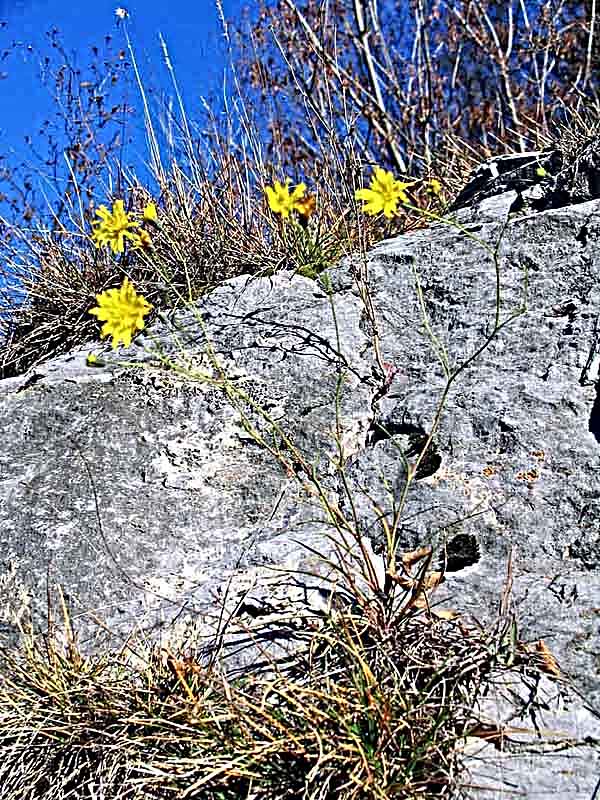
[0,560,546,800]
[4,1,600,377]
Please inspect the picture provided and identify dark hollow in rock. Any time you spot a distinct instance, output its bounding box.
[440,533,481,573]
[366,419,442,479]
[589,384,600,442]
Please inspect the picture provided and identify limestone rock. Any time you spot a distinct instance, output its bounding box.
[0,272,374,659]
[450,136,600,212]
[1,190,599,796]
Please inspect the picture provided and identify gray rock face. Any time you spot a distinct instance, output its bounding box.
[448,149,562,210]
[450,135,600,212]
[0,273,374,663]
[1,191,599,796]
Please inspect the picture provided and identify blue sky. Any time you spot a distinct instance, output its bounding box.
[0,0,244,184]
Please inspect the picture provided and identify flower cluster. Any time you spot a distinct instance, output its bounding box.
[266,168,442,223]
[87,173,443,354]
[91,200,158,254]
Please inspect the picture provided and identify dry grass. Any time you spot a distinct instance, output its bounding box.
[0,565,536,800]
[1,2,599,377]
[0,4,452,379]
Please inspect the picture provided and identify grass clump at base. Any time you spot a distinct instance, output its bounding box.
[0,565,539,800]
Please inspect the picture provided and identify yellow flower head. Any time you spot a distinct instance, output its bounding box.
[143,201,158,223]
[91,199,140,253]
[355,167,415,218]
[86,353,106,367]
[427,177,443,197]
[88,277,153,349]
[265,178,307,218]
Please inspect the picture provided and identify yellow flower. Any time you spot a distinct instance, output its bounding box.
[88,277,153,349]
[427,177,443,197]
[91,199,140,253]
[265,178,307,218]
[355,167,415,218]
[143,202,158,223]
[86,353,107,367]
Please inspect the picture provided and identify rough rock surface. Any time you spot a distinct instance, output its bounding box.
[0,274,375,672]
[450,135,600,212]
[1,189,599,796]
